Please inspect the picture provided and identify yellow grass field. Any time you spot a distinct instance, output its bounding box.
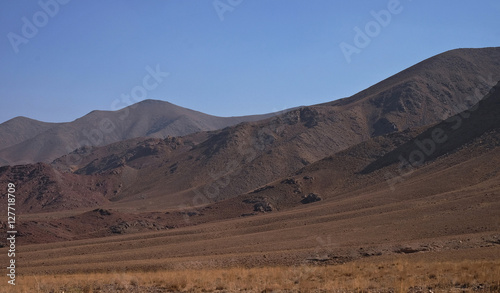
[9,258,500,293]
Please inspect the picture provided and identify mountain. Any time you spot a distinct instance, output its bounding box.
[2,50,500,280]
[324,47,500,136]
[2,47,499,168]
[0,117,56,157]
[43,47,500,211]
[362,80,500,174]
[1,47,500,216]
[7,80,500,277]
[0,100,277,166]
[0,163,114,213]
[241,80,500,212]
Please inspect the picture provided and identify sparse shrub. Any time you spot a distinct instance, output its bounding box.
[129,278,139,286]
[12,258,500,292]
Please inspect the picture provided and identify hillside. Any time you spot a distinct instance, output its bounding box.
[0,100,276,166]
[4,80,500,281]
[1,47,500,216]
[325,47,500,135]
[45,47,500,211]
[0,117,56,159]
[362,80,500,174]
[1,48,499,169]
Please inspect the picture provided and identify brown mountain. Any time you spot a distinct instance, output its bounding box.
[362,81,500,174]
[6,80,500,279]
[0,100,276,166]
[43,47,500,212]
[240,80,500,212]
[325,47,500,136]
[1,47,500,216]
[1,51,500,285]
[2,47,499,169]
[0,163,114,213]
[0,117,56,165]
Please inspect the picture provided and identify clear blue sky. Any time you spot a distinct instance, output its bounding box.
[1,0,499,123]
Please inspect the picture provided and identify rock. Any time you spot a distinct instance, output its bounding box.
[253,201,273,212]
[281,178,298,185]
[301,193,322,204]
[109,221,129,234]
[372,117,399,137]
[299,108,319,128]
[250,185,274,194]
[93,208,112,216]
[394,247,422,254]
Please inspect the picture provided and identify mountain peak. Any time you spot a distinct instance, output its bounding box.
[2,116,50,125]
[136,99,173,105]
[1,47,500,167]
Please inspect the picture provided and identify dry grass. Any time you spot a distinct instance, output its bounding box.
[8,259,500,293]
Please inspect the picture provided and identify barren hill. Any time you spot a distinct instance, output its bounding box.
[0,162,115,213]
[4,80,500,280]
[1,47,500,216]
[0,117,56,157]
[2,47,499,169]
[325,47,500,136]
[43,47,500,212]
[0,100,276,166]
[238,80,500,213]
[362,81,500,174]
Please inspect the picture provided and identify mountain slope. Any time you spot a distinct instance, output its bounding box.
[8,80,500,267]
[258,80,500,212]
[362,80,500,174]
[2,47,500,214]
[0,163,114,213]
[0,116,56,153]
[54,47,500,210]
[325,47,500,136]
[2,47,499,168]
[0,100,276,166]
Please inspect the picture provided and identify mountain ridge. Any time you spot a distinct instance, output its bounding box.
[1,47,499,167]
[1,47,500,214]
[6,78,500,255]
[0,99,279,166]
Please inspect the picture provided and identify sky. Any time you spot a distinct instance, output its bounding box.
[0,0,499,124]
